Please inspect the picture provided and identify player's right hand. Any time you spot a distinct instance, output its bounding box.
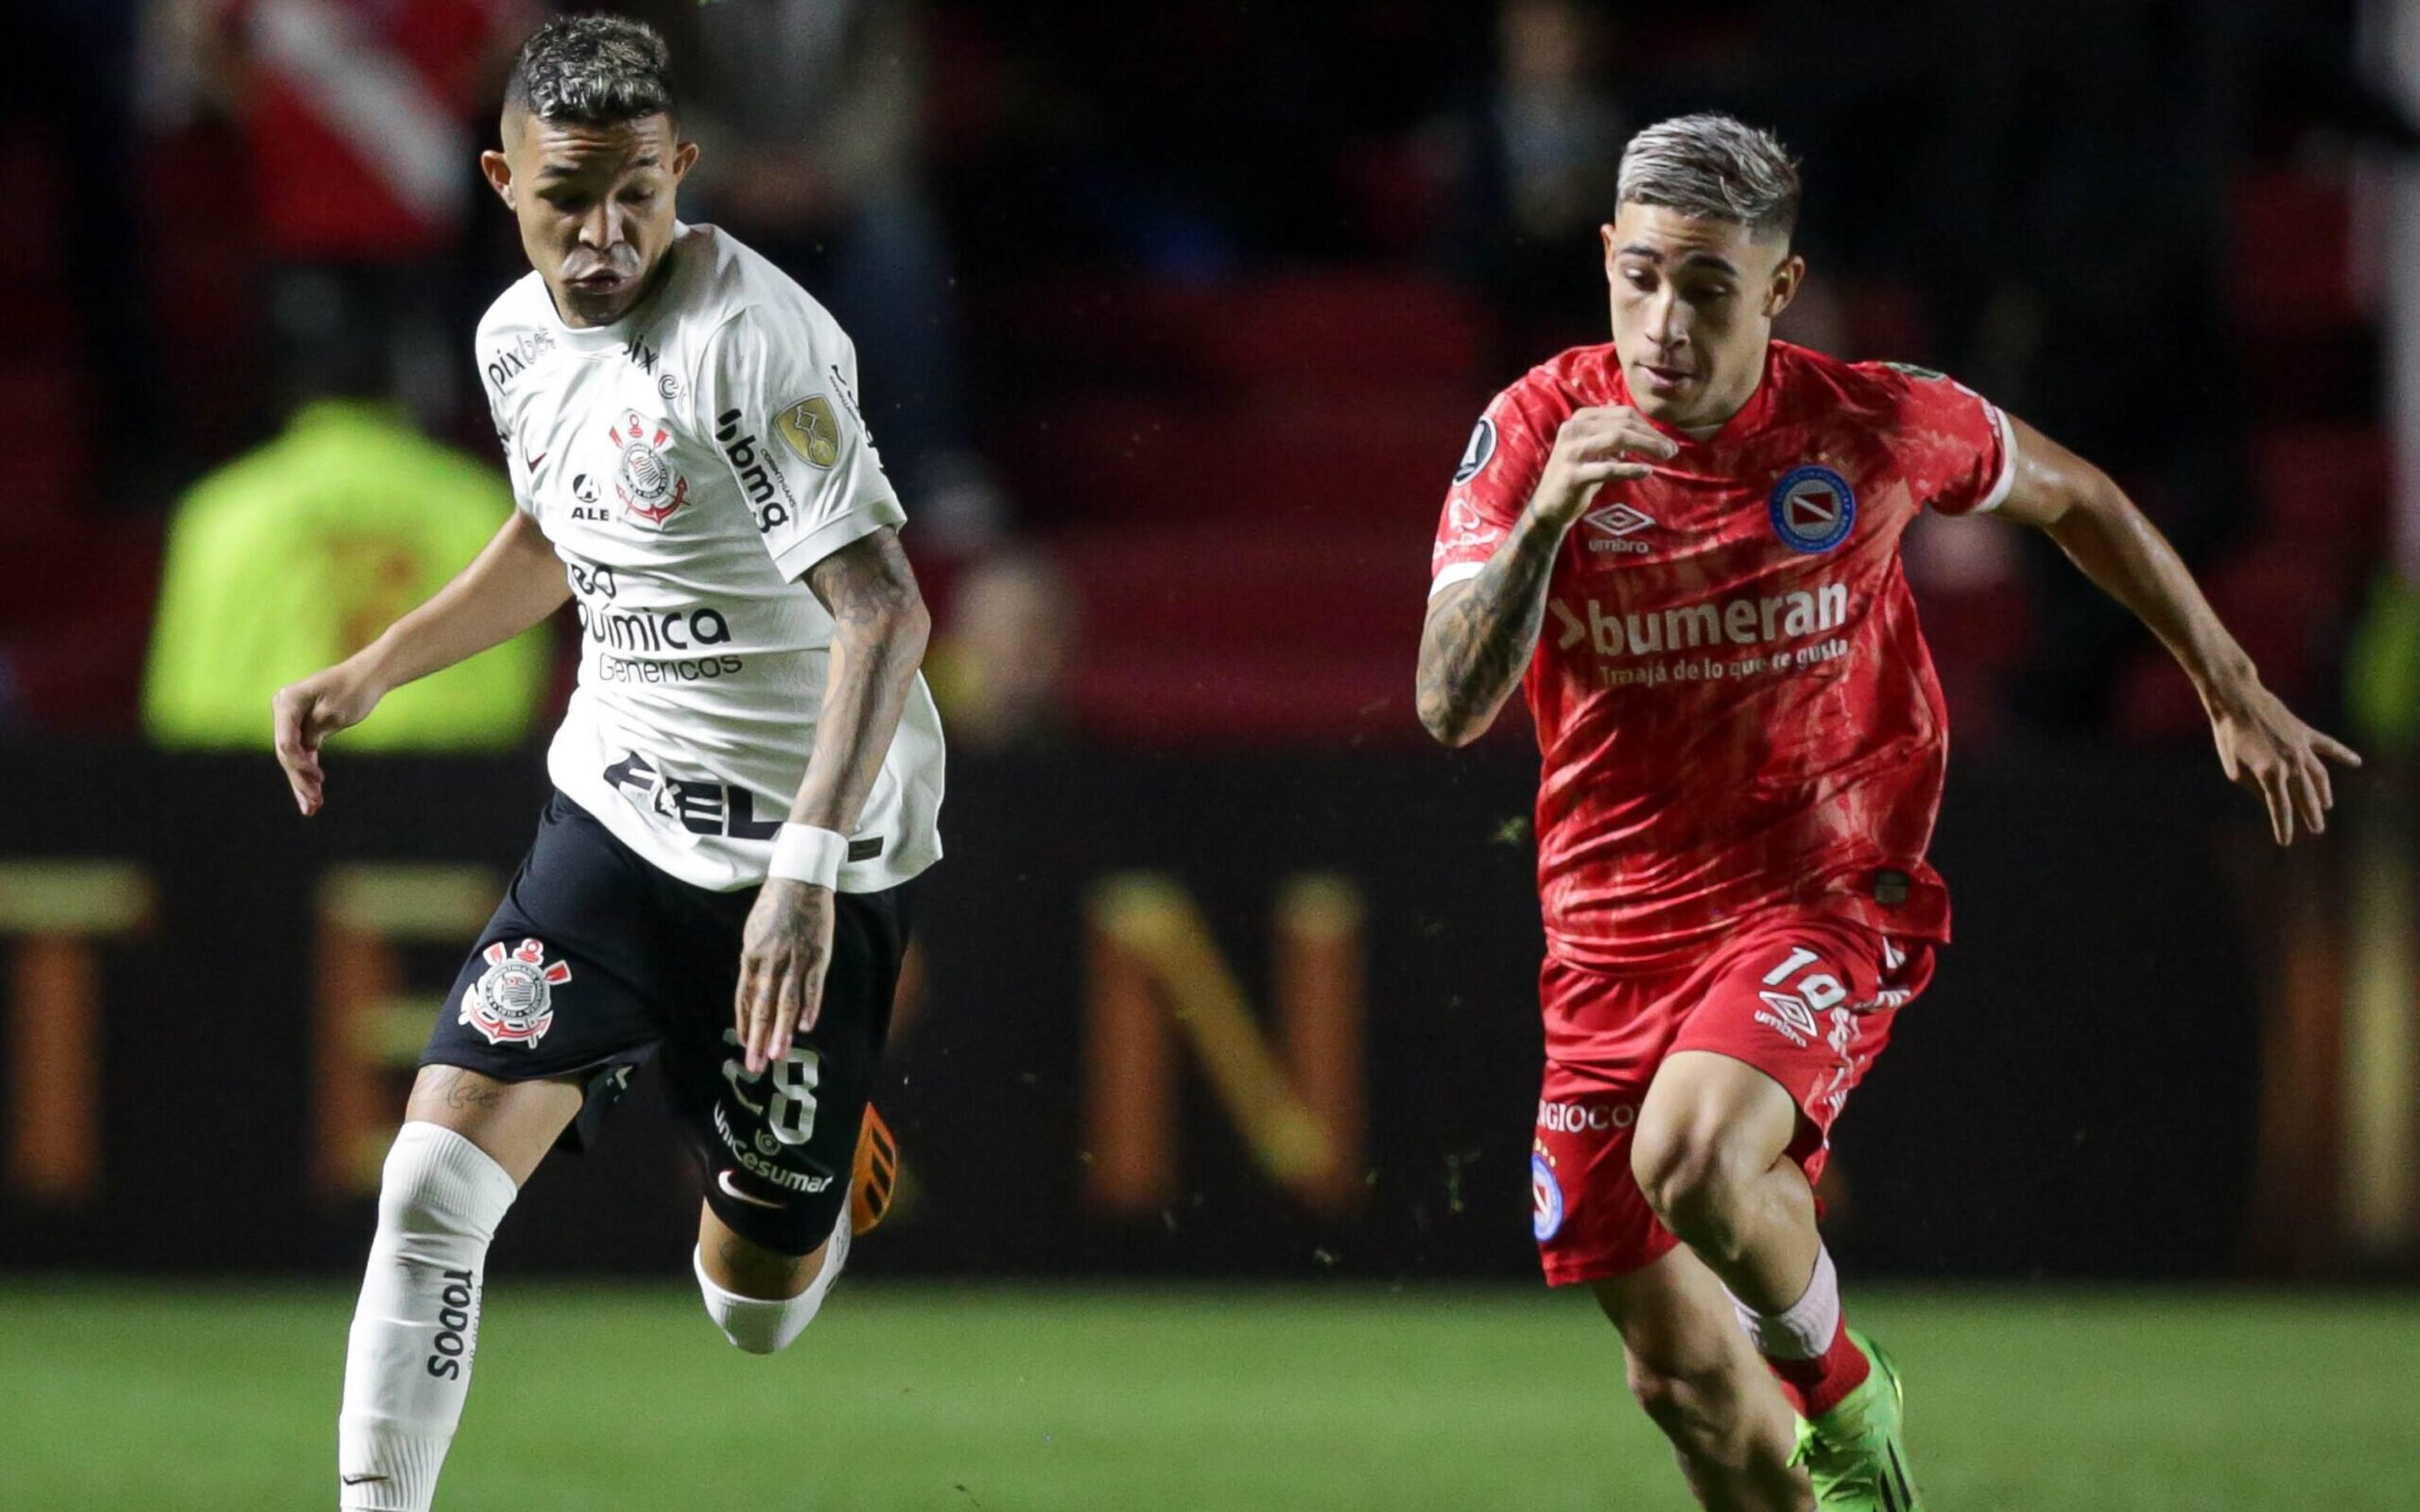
[1532,406,1681,527]
[272,667,383,816]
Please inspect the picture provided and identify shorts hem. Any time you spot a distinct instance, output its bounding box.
[1540,1229,1681,1288]
[415,1046,645,1085]
[703,1186,851,1257]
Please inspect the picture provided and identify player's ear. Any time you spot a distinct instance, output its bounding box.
[1599,223,1619,274]
[671,138,701,182]
[1764,250,1806,319]
[480,148,515,209]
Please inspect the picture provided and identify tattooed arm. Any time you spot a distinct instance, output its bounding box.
[1416,405,1678,746]
[735,526,931,1070]
[790,525,933,837]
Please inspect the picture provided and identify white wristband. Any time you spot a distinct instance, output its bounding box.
[767,824,846,889]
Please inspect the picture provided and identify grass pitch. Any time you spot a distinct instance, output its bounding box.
[3,1281,2416,1510]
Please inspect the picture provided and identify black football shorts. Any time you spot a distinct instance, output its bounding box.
[423,791,912,1254]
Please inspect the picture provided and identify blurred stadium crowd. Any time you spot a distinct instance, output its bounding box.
[4,0,2414,754]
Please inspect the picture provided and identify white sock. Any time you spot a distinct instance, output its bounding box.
[1730,1244,1843,1361]
[694,1205,851,1354]
[337,1121,519,1511]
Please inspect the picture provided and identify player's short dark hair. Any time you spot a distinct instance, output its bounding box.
[1617,113,1801,240]
[502,13,674,128]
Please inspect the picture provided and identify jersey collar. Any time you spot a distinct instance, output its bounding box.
[1610,342,1780,452]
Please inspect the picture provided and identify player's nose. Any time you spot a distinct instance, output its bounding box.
[1642,292,1683,347]
[577,202,621,249]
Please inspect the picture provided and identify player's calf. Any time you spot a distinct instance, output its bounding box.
[1627,1350,1810,1508]
[1596,1249,1812,1512]
[337,1122,520,1512]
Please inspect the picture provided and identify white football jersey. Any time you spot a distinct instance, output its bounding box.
[475,224,943,892]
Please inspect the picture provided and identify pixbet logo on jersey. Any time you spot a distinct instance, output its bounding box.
[608,410,690,526]
[460,938,571,1048]
[483,328,555,392]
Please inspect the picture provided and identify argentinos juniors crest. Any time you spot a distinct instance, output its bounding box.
[461,938,572,1048]
[608,409,690,525]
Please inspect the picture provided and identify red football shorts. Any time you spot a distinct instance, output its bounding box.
[1530,911,1935,1286]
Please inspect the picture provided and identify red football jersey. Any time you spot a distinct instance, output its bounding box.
[1430,340,2013,974]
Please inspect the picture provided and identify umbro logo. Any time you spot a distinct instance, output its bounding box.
[1754,990,1820,1047]
[1581,503,1657,555]
[1584,503,1656,536]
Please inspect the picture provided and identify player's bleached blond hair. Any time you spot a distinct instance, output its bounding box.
[1616,113,1802,239]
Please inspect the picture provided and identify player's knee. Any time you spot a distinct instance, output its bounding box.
[376,1121,519,1249]
[1630,1117,1756,1257]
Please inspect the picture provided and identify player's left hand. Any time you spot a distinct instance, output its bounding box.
[2209,684,2362,845]
[734,878,836,1074]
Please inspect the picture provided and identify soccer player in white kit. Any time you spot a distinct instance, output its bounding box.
[268,18,945,1509]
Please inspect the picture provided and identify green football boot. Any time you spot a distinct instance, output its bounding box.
[1789,1328,1923,1511]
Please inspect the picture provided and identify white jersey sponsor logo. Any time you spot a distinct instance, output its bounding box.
[711,1106,833,1195]
[1550,580,1850,658]
[1536,1099,1639,1133]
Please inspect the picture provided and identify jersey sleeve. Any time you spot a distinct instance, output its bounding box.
[1430,382,1559,597]
[471,312,538,519]
[698,304,905,581]
[1880,364,2017,517]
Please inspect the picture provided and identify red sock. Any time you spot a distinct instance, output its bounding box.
[1765,1315,1870,1419]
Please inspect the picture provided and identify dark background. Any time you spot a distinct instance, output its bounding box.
[0,743,2278,1280]
[3,0,2412,1283]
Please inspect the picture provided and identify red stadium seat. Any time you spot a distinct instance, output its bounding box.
[1190,273,1487,387]
[982,272,1489,391]
[1051,522,1430,742]
[2230,169,2354,337]
[2114,553,2341,742]
[2250,423,2389,571]
[3,515,163,734]
[1001,387,1485,527]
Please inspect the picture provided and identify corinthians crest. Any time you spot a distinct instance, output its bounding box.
[461,937,572,1048]
[607,409,690,525]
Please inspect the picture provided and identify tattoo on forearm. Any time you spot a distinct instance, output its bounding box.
[807,527,920,633]
[1417,513,1566,738]
[794,527,928,834]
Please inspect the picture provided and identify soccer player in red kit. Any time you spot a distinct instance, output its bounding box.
[1416,114,2360,1512]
